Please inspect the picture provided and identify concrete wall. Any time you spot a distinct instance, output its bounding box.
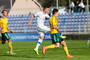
[9,0,41,15]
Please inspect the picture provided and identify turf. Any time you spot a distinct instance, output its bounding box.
[0,40,90,60]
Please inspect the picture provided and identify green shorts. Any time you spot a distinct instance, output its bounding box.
[51,33,63,44]
[1,32,11,41]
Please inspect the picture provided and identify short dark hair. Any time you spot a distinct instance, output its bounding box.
[2,10,7,13]
[52,9,58,15]
[43,6,49,10]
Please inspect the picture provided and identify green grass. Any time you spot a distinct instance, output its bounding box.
[0,40,90,60]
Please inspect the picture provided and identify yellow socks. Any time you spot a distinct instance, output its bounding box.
[64,46,70,56]
[45,45,71,56]
[45,44,56,50]
[8,41,13,53]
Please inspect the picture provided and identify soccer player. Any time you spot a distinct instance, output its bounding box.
[28,6,50,55]
[0,10,16,55]
[42,9,73,58]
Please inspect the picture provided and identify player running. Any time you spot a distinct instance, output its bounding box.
[0,10,16,55]
[28,6,50,55]
[42,9,74,58]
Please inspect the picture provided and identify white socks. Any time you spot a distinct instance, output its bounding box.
[35,38,43,50]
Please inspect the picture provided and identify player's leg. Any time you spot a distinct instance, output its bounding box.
[45,34,56,49]
[0,40,2,43]
[1,33,6,44]
[61,40,73,58]
[0,36,2,44]
[42,33,60,54]
[57,33,72,57]
[34,32,44,55]
[34,26,50,55]
[0,34,1,43]
[0,37,2,44]
[5,32,16,54]
[0,40,6,44]
[42,43,60,54]
[61,40,70,56]
[5,32,12,53]
[8,39,12,53]
[44,34,59,49]
[8,39,16,55]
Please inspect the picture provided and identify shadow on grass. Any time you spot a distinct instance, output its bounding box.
[0,54,48,59]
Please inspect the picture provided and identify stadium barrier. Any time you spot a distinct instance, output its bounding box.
[9,33,51,42]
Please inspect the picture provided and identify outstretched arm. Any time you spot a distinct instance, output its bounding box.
[28,15,34,26]
[32,0,42,10]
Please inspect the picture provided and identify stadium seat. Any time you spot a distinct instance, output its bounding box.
[7,13,89,33]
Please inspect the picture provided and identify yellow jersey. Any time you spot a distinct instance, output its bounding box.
[49,16,58,34]
[0,17,8,33]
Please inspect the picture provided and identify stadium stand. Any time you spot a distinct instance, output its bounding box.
[7,12,89,35]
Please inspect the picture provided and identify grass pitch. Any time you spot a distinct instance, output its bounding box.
[0,40,90,60]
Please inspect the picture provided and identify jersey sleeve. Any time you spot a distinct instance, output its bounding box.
[34,12,39,17]
[0,20,2,27]
[45,14,50,18]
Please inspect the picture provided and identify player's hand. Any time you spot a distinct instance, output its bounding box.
[0,30,4,33]
[28,23,31,26]
[57,19,59,21]
[10,30,14,33]
[57,29,59,32]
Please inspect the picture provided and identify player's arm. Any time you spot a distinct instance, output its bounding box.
[0,28,4,33]
[0,20,3,33]
[7,26,14,33]
[32,0,42,10]
[52,18,59,32]
[46,14,50,19]
[0,27,2,33]
[53,25,59,32]
[28,15,34,26]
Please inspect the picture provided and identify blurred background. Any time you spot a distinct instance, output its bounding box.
[0,0,90,14]
[0,0,90,41]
